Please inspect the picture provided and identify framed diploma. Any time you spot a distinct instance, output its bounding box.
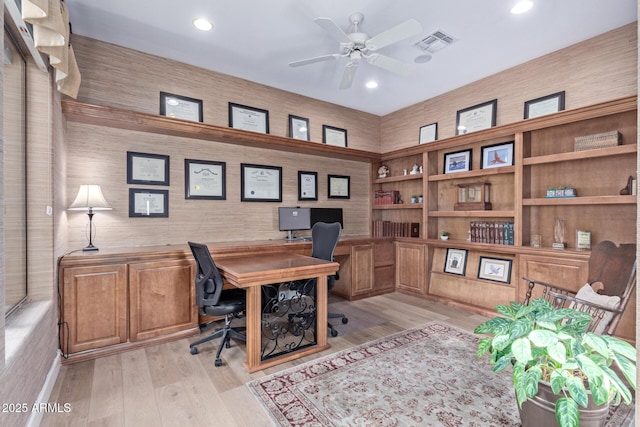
[298,171,317,201]
[524,91,565,119]
[456,99,497,135]
[160,92,203,122]
[322,125,348,147]
[328,174,350,199]
[229,102,269,134]
[419,122,437,144]
[241,163,282,202]
[289,114,310,141]
[129,188,169,217]
[184,159,226,200]
[127,151,170,186]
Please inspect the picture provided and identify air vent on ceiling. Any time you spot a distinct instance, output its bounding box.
[413,30,456,53]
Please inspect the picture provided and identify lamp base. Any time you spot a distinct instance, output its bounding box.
[82,244,99,252]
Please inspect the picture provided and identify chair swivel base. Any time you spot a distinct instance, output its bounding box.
[189,326,246,367]
[328,313,348,337]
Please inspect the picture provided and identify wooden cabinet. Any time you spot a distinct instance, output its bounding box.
[395,241,426,295]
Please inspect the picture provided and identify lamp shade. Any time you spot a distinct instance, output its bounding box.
[68,185,112,211]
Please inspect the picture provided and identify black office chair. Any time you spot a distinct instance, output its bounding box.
[187,242,246,367]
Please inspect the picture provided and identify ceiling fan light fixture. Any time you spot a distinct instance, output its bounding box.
[365,81,378,89]
[193,18,213,31]
[511,0,534,14]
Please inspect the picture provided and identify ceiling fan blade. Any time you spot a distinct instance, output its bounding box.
[365,18,422,50]
[367,53,413,76]
[289,54,340,67]
[339,62,358,90]
[314,17,353,45]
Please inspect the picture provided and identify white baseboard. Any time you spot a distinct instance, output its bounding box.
[26,354,61,427]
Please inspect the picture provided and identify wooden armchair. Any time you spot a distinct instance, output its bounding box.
[523,240,636,335]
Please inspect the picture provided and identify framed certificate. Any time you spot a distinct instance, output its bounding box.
[328,174,350,199]
[524,91,565,119]
[229,102,269,134]
[241,163,282,202]
[129,188,169,217]
[419,122,437,144]
[456,99,497,135]
[159,92,203,122]
[289,115,310,141]
[322,125,348,147]
[298,171,317,201]
[127,151,170,186]
[184,159,226,200]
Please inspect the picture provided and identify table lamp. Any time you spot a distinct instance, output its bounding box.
[68,184,112,251]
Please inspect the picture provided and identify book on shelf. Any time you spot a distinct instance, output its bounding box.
[469,221,514,245]
[374,190,401,205]
[372,220,419,238]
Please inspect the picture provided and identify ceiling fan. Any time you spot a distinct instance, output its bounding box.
[289,13,422,89]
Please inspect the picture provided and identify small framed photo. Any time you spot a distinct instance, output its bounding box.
[456,99,497,135]
[477,257,512,284]
[419,122,438,144]
[481,141,514,169]
[298,171,317,201]
[184,159,226,200]
[328,174,350,199]
[241,163,282,202]
[444,149,472,174]
[129,188,169,218]
[524,91,565,119]
[289,115,310,141]
[127,151,170,186]
[229,102,269,134]
[322,125,348,147]
[444,248,468,276]
[159,91,203,122]
[576,230,591,250]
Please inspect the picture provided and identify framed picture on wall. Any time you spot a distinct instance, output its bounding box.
[240,163,282,202]
[524,91,565,119]
[129,188,169,217]
[289,115,310,141]
[229,102,270,134]
[298,171,317,201]
[127,151,170,186]
[322,125,348,147]
[456,99,497,135]
[444,149,472,174]
[480,141,514,169]
[184,159,226,200]
[419,122,438,144]
[328,174,350,199]
[159,91,203,122]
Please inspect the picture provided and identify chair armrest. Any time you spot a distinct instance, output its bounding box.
[546,290,622,334]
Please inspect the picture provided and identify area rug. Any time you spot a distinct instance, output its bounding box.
[247,321,635,427]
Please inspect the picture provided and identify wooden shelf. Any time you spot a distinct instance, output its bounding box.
[373,203,423,210]
[428,166,515,182]
[373,173,423,184]
[428,210,515,217]
[62,100,381,163]
[523,195,636,206]
[523,144,637,166]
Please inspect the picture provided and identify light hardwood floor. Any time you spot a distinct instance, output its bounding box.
[41,292,490,427]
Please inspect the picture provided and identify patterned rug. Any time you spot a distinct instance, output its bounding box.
[247,322,635,427]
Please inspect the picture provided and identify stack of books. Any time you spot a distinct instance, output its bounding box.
[374,190,401,205]
[372,221,419,237]
[470,221,514,245]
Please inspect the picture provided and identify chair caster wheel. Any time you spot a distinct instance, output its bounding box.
[215,359,222,367]
[342,317,349,324]
[190,347,198,355]
[331,329,338,337]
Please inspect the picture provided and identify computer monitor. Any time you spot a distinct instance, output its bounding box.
[310,208,343,228]
[278,207,311,240]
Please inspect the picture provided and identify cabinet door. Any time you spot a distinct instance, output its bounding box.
[395,242,426,294]
[62,264,128,354]
[373,241,395,293]
[351,244,374,296]
[129,259,197,342]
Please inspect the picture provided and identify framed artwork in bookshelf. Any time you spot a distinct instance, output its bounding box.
[444,248,467,276]
[481,141,514,169]
[477,257,512,284]
[444,149,471,174]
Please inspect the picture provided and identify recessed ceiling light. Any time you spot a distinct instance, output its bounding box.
[365,81,378,89]
[414,54,432,64]
[193,18,213,31]
[511,0,533,14]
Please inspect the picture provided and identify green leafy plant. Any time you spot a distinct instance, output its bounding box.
[475,298,636,427]
[439,231,449,237]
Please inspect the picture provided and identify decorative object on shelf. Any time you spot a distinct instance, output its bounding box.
[288,114,310,141]
[480,141,514,169]
[322,124,348,147]
[523,90,565,119]
[619,175,636,195]
[444,149,472,174]
[477,256,512,283]
[455,99,497,135]
[228,102,270,134]
[409,164,420,175]
[328,174,350,199]
[184,159,226,200]
[377,165,390,178]
[68,184,112,251]
[444,248,467,275]
[576,230,592,250]
[419,122,437,144]
[127,151,170,186]
[160,92,203,122]
[545,186,576,198]
[410,195,418,204]
[439,231,449,241]
[403,168,408,176]
[418,195,423,203]
[552,218,566,249]
[129,188,168,218]
[530,234,542,248]
[454,182,491,211]
[241,163,282,202]
[574,130,621,151]
[298,171,318,201]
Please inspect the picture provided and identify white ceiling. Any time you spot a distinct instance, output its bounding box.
[64,0,637,116]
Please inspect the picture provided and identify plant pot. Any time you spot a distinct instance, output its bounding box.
[440,235,449,241]
[519,381,609,427]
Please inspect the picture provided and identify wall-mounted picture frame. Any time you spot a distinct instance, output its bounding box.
[229,102,269,134]
[127,151,170,186]
[444,149,472,174]
[456,99,497,135]
[184,159,226,200]
[129,188,169,218]
[328,174,350,199]
[159,91,203,122]
[477,256,512,284]
[419,122,438,144]
[298,170,318,201]
[444,248,468,276]
[481,141,514,169]
[322,125,348,147]
[241,163,282,202]
[524,91,565,119]
[289,114,310,141]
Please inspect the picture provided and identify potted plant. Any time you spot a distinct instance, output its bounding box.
[475,298,636,427]
[410,195,418,204]
[439,231,449,240]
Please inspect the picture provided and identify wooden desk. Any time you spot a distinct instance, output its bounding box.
[215,253,339,372]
